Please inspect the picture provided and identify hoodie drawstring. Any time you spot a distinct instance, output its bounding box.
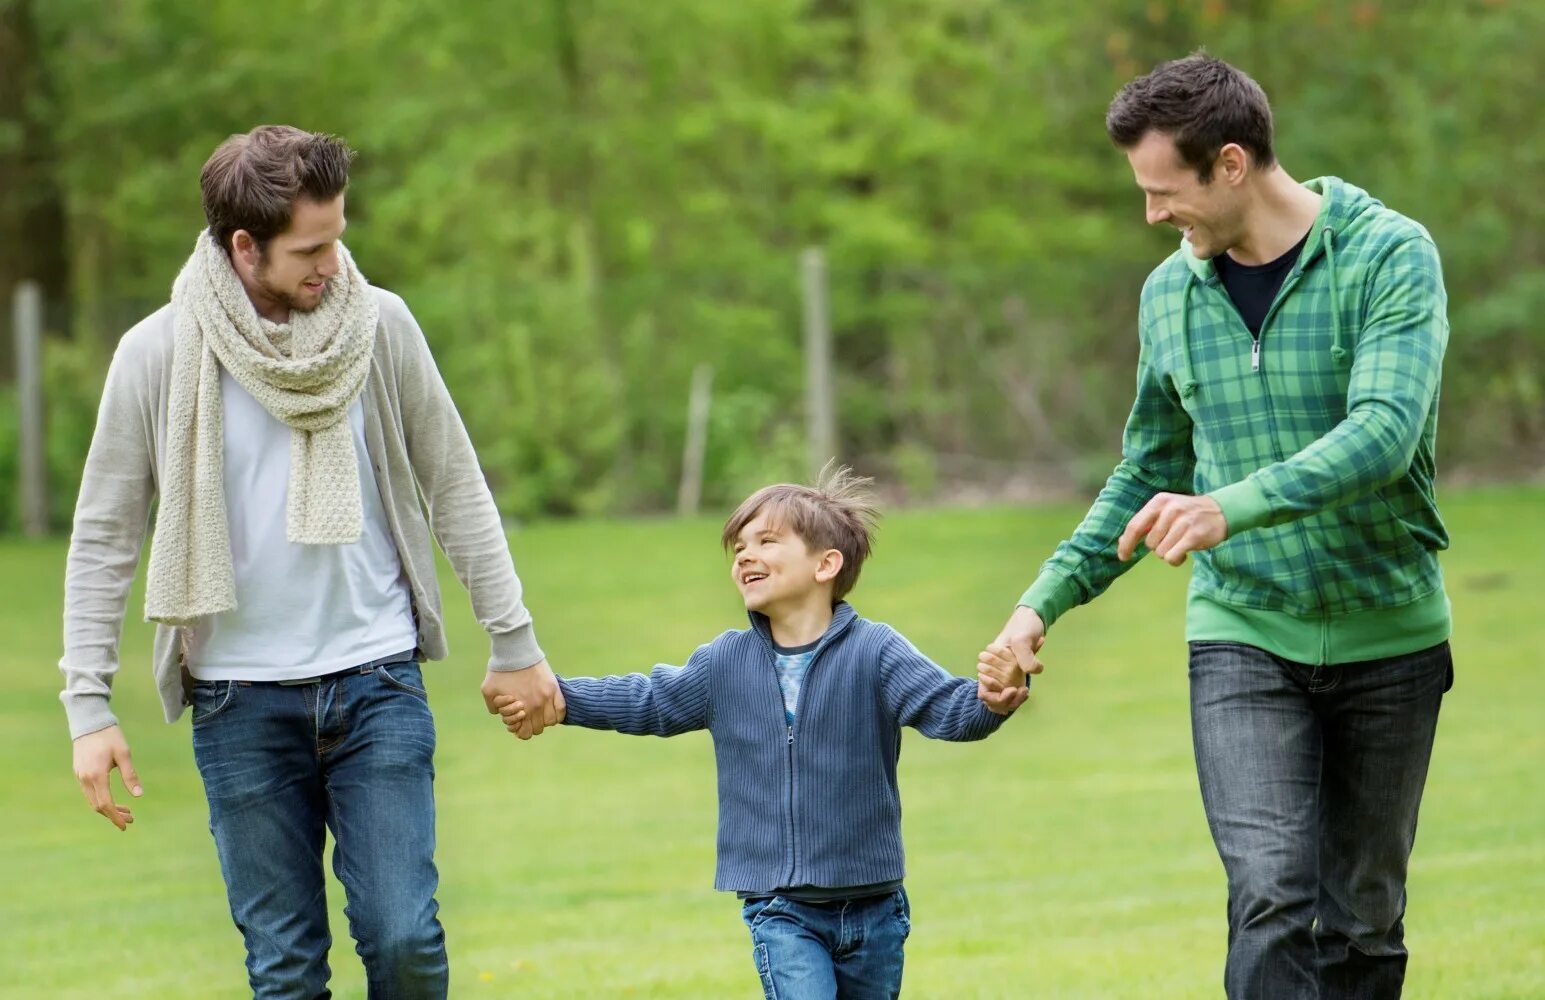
[1177,276,1199,399]
[1322,225,1348,365]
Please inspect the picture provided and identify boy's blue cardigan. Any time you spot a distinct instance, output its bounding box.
[558,602,1013,894]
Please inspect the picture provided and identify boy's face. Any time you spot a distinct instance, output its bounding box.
[730,509,838,615]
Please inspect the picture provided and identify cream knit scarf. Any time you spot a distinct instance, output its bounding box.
[145,229,379,625]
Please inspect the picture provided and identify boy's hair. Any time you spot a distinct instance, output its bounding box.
[721,462,880,601]
[200,125,355,255]
[1105,51,1275,182]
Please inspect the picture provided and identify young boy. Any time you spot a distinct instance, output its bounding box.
[497,467,1027,998]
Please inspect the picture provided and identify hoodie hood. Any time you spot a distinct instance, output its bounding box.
[1170,176,1380,398]
[1180,176,1382,281]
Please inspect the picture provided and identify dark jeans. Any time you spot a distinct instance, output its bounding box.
[1189,640,1452,1000]
[741,889,911,999]
[190,659,447,1000]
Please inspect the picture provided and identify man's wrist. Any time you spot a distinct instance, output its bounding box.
[1018,573,1073,630]
[63,692,118,741]
[1207,478,1272,536]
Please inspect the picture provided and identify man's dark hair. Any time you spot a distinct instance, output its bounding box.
[1106,52,1275,182]
[200,125,355,253]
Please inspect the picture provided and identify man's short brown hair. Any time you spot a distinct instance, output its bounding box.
[200,125,355,254]
[721,463,880,601]
[1106,52,1275,182]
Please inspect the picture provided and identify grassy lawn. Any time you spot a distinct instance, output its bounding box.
[2,486,1542,998]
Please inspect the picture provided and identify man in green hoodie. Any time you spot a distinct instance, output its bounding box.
[979,55,1451,998]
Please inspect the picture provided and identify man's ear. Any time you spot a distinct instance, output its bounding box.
[1217,142,1250,186]
[814,549,844,585]
[231,230,261,268]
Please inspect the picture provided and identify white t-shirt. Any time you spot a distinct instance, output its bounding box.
[186,371,418,680]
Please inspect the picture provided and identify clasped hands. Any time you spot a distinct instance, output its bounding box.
[482,659,565,739]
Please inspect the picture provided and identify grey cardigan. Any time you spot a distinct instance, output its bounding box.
[59,287,544,739]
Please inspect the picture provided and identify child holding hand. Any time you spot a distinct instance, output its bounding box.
[499,467,1028,999]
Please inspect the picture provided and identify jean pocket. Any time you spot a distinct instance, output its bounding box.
[742,896,784,929]
[190,680,237,726]
[376,662,429,702]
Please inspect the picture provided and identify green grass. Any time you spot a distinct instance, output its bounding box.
[3,486,1543,998]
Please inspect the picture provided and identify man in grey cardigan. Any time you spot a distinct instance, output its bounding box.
[60,125,560,999]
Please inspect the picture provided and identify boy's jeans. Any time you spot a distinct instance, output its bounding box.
[1189,640,1451,1000]
[191,657,447,1000]
[741,888,910,999]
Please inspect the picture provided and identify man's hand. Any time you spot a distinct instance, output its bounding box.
[980,605,1044,714]
[996,605,1046,676]
[976,643,1027,717]
[73,725,142,832]
[481,660,565,740]
[1117,492,1228,566]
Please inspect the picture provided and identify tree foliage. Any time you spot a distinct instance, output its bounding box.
[3,0,1539,525]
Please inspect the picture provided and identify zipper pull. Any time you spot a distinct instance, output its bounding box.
[787,727,794,745]
[1251,338,1261,372]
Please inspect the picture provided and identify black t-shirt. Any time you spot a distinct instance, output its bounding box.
[1213,230,1310,335]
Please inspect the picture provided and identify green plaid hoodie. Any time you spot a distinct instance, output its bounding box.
[1022,177,1450,664]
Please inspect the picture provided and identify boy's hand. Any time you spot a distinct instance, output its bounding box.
[494,694,564,736]
[977,643,1028,716]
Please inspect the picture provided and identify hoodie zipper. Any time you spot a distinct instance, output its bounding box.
[784,714,798,886]
[1212,267,1335,633]
[751,607,857,889]
[780,648,826,888]
[1242,267,1305,374]
[775,650,796,888]
[764,630,839,890]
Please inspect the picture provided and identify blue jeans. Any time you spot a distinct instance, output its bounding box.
[1190,640,1451,1000]
[741,889,910,999]
[190,658,447,1000]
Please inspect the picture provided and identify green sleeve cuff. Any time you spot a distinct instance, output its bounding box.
[1018,572,1081,630]
[1207,477,1274,536]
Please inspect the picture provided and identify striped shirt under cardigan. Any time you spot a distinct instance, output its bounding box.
[558,602,1013,895]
